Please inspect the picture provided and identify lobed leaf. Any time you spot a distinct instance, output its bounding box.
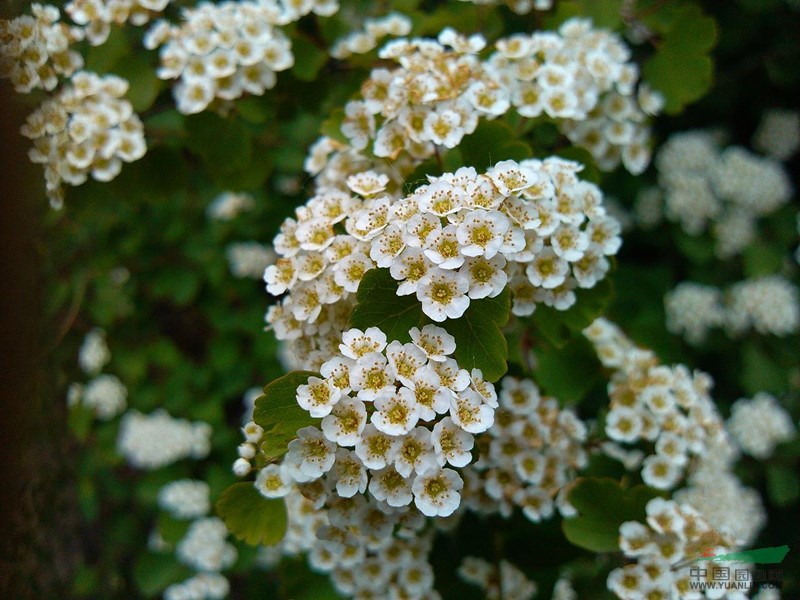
[562,477,661,552]
[348,269,425,343]
[253,370,320,461]
[445,288,511,382]
[216,482,288,546]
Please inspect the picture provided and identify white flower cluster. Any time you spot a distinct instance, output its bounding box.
[457,0,552,14]
[144,0,338,114]
[330,13,412,60]
[256,487,441,599]
[206,191,255,221]
[237,373,589,598]
[551,577,578,600]
[584,318,727,490]
[176,517,238,572]
[727,392,796,459]
[21,71,147,209]
[67,328,127,420]
[458,556,538,600]
[252,325,495,518]
[153,474,235,599]
[753,108,800,160]
[164,573,229,600]
[666,277,800,343]
[308,19,661,188]
[461,376,588,523]
[664,282,725,345]
[726,275,800,337]
[0,4,83,93]
[65,0,169,46]
[158,479,211,519]
[78,327,111,375]
[265,160,620,368]
[607,498,739,600]
[641,130,793,258]
[675,435,766,545]
[226,241,276,279]
[117,409,212,469]
[80,374,128,420]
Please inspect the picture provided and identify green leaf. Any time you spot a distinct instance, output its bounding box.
[68,403,95,441]
[216,482,288,546]
[185,113,253,175]
[459,121,532,171]
[113,53,161,113]
[533,335,600,404]
[445,288,511,382]
[320,108,348,145]
[348,269,425,343]
[644,49,713,115]
[253,370,320,461]
[740,343,788,396]
[236,96,274,124]
[532,276,614,348]
[292,37,328,82]
[545,0,625,29]
[642,6,718,115]
[766,465,800,507]
[562,478,661,553]
[742,243,784,278]
[157,514,191,545]
[84,28,128,73]
[134,552,192,597]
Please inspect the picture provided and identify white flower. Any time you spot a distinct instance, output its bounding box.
[355,424,400,469]
[391,247,434,296]
[331,448,368,497]
[339,327,388,359]
[423,109,463,148]
[371,388,421,436]
[432,417,474,467]
[394,427,438,477]
[461,255,508,299]
[409,324,457,362]
[431,358,471,393]
[264,257,297,295]
[605,406,642,443]
[385,340,428,387]
[487,160,538,196]
[333,252,373,293]
[78,328,110,375]
[416,268,471,321]
[370,224,406,268]
[82,374,127,420]
[406,366,452,421]
[641,454,682,490]
[284,426,336,481]
[296,376,341,418]
[158,479,211,519]
[321,396,367,446]
[550,223,589,261]
[347,171,390,196]
[525,247,569,289]
[456,210,510,258]
[350,352,396,400]
[499,377,539,415]
[450,389,494,433]
[369,466,413,507]
[424,225,465,269]
[412,467,463,517]
[255,464,292,498]
[320,356,355,393]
